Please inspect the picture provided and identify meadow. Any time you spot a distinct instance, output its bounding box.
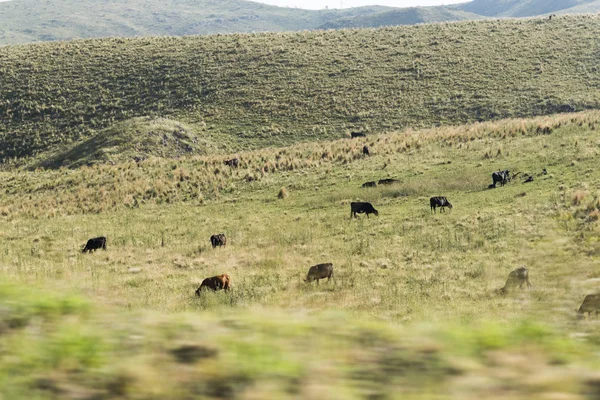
[2,111,600,398]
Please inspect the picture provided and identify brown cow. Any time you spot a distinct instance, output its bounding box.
[195,274,231,295]
[500,267,531,293]
[577,294,600,318]
[304,263,334,284]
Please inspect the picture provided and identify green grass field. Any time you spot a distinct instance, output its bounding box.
[2,111,600,398]
[2,15,600,165]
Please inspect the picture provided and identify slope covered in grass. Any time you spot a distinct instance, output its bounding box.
[2,111,600,398]
[2,15,600,165]
[0,0,389,46]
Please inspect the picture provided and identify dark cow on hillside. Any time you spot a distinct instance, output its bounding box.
[350,202,379,218]
[577,294,600,318]
[351,132,366,138]
[195,274,231,295]
[500,267,531,293]
[82,236,107,253]
[210,234,227,248]
[363,145,370,156]
[304,263,334,284]
[492,170,510,187]
[378,178,399,185]
[362,181,377,188]
[224,158,239,168]
[430,196,453,213]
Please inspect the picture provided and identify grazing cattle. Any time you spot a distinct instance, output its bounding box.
[378,178,399,185]
[430,196,453,213]
[82,236,107,253]
[492,170,510,187]
[362,181,377,188]
[500,267,531,293]
[195,274,231,295]
[577,294,600,318]
[363,146,370,156]
[350,202,379,218]
[304,263,334,284]
[351,132,366,138]
[210,234,227,248]
[224,158,239,168]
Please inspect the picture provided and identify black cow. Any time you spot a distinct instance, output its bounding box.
[82,236,107,253]
[430,196,453,213]
[362,181,377,188]
[363,146,370,156]
[378,178,399,185]
[351,132,366,138]
[304,263,334,284]
[350,202,379,218]
[210,234,227,248]
[224,158,239,168]
[492,170,510,187]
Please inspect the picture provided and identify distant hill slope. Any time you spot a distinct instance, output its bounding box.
[559,0,600,13]
[0,0,389,46]
[1,16,599,166]
[2,0,600,47]
[319,7,482,29]
[455,0,598,17]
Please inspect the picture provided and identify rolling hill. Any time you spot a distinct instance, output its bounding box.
[319,7,482,30]
[1,15,599,167]
[2,0,600,46]
[455,0,599,17]
[0,0,389,46]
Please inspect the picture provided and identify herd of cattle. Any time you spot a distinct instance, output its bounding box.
[79,167,599,317]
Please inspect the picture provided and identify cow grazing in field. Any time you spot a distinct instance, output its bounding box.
[350,202,379,218]
[363,145,370,156]
[304,263,334,284]
[492,170,510,187]
[500,267,531,293]
[577,294,600,317]
[224,158,239,168]
[210,234,227,248]
[378,178,399,185]
[195,274,231,295]
[362,181,377,188]
[82,236,107,253]
[351,132,366,138]
[430,196,453,213]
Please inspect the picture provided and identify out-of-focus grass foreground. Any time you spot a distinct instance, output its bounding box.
[3,17,600,400]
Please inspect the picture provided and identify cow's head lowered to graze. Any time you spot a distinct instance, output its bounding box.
[500,267,531,293]
[350,202,379,218]
[195,274,231,296]
[82,236,107,253]
[304,263,333,285]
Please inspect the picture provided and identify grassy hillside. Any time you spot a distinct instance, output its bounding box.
[2,111,600,397]
[319,7,482,29]
[455,0,597,17]
[0,0,390,46]
[2,15,600,166]
[2,0,600,47]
